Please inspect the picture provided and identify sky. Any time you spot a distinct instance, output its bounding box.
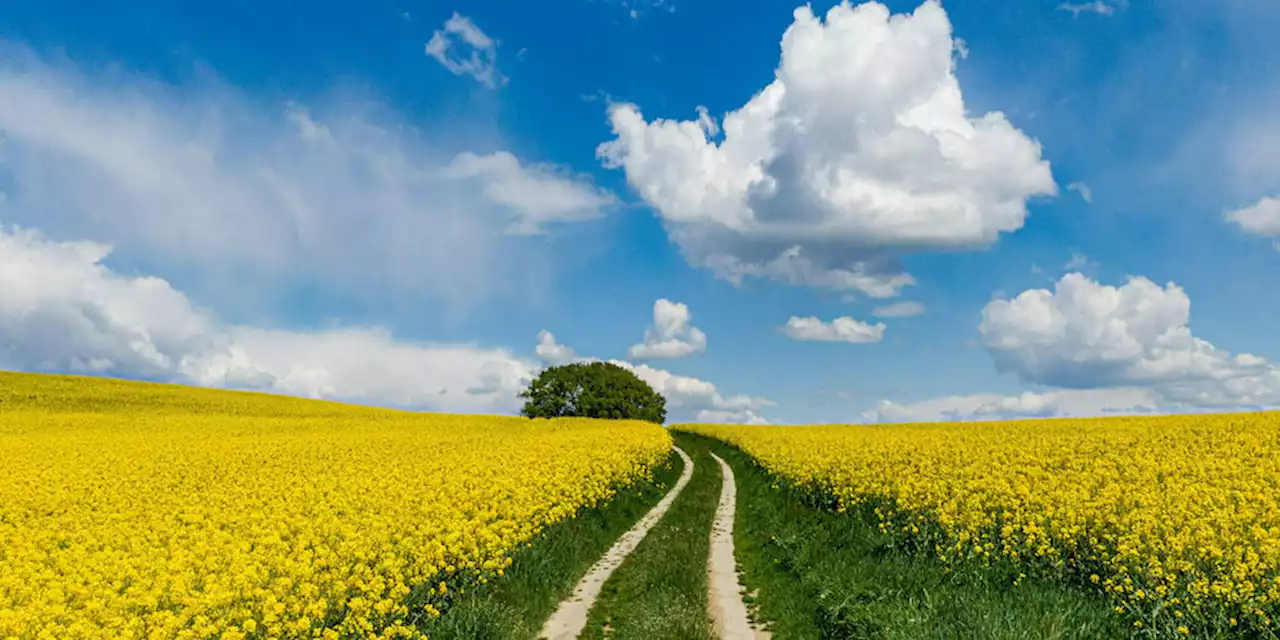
[1,0,1278,425]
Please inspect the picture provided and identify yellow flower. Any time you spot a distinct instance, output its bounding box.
[681,409,1280,633]
[0,371,670,638]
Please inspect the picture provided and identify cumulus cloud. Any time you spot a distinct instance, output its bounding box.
[425,13,507,88]
[978,273,1280,408]
[871,301,926,318]
[0,226,536,412]
[610,360,774,423]
[1226,196,1280,242]
[0,49,611,314]
[627,298,708,360]
[534,330,579,366]
[980,273,1263,388]
[783,316,886,343]
[597,0,1054,298]
[867,271,1280,423]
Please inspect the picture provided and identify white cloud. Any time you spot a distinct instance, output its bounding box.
[609,360,774,421]
[1058,1,1117,17]
[1063,250,1096,272]
[524,331,770,423]
[597,0,1054,297]
[871,301,925,318]
[694,105,720,138]
[534,330,579,366]
[980,274,1254,387]
[709,247,916,299]
[627,298,708,360]
[783,316,886,343]
[1067,181,1093,203]
[425,13,507,88]
[694,409,769,425]
[861,387,1159,423]
[0,49,609,314]
[978,272,1280,408]
[443,151,617,235]
[1222,109,1280,199]
[0,228,771,420]
[0,226,537,412]
[867,271,1280,423]
[1226,196,1280,241]
[199,329,535,410]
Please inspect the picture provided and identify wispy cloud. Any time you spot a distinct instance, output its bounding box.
[611,0,676,20]
[871,301,926,318]
[443,152,617,235]
[0,46,607,318]
[425,13,507,88]
[1063,250,1097,272]
[1226,196,1280,247]
[1058,1,1118,17]
[1067,181,1093,203]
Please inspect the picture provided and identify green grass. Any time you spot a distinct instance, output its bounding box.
[418,449,683,640]
[579,436,722,640]
[682,432,1132,640]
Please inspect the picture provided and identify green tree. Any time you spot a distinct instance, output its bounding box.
[519,362,666,424]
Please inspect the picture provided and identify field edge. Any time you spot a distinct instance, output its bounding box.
[677,431,1134,640]
[419,448,684,640]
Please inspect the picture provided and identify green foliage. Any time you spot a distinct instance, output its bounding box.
[519,362,666,424]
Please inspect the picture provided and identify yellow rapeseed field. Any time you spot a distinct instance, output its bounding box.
[0,372,672,640]
[681,413,1280,636]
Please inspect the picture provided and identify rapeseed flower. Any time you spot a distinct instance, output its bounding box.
[0,372,670,638]
[682,412,1280,636]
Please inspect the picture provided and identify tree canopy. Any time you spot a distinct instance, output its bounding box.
[519,362,666,424]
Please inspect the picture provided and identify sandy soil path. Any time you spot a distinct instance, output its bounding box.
[539,445,695,640]
[707,452,770,640]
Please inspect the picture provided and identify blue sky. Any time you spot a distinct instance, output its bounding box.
[1,0,1278,424]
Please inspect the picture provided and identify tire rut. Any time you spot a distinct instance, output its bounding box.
[540,445,695,640]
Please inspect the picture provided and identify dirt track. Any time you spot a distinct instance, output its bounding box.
[539,445,695,640]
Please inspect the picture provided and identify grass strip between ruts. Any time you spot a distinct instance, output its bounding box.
[419,449,683,640]
[683,432,1133,640]
[578,437,721,640]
